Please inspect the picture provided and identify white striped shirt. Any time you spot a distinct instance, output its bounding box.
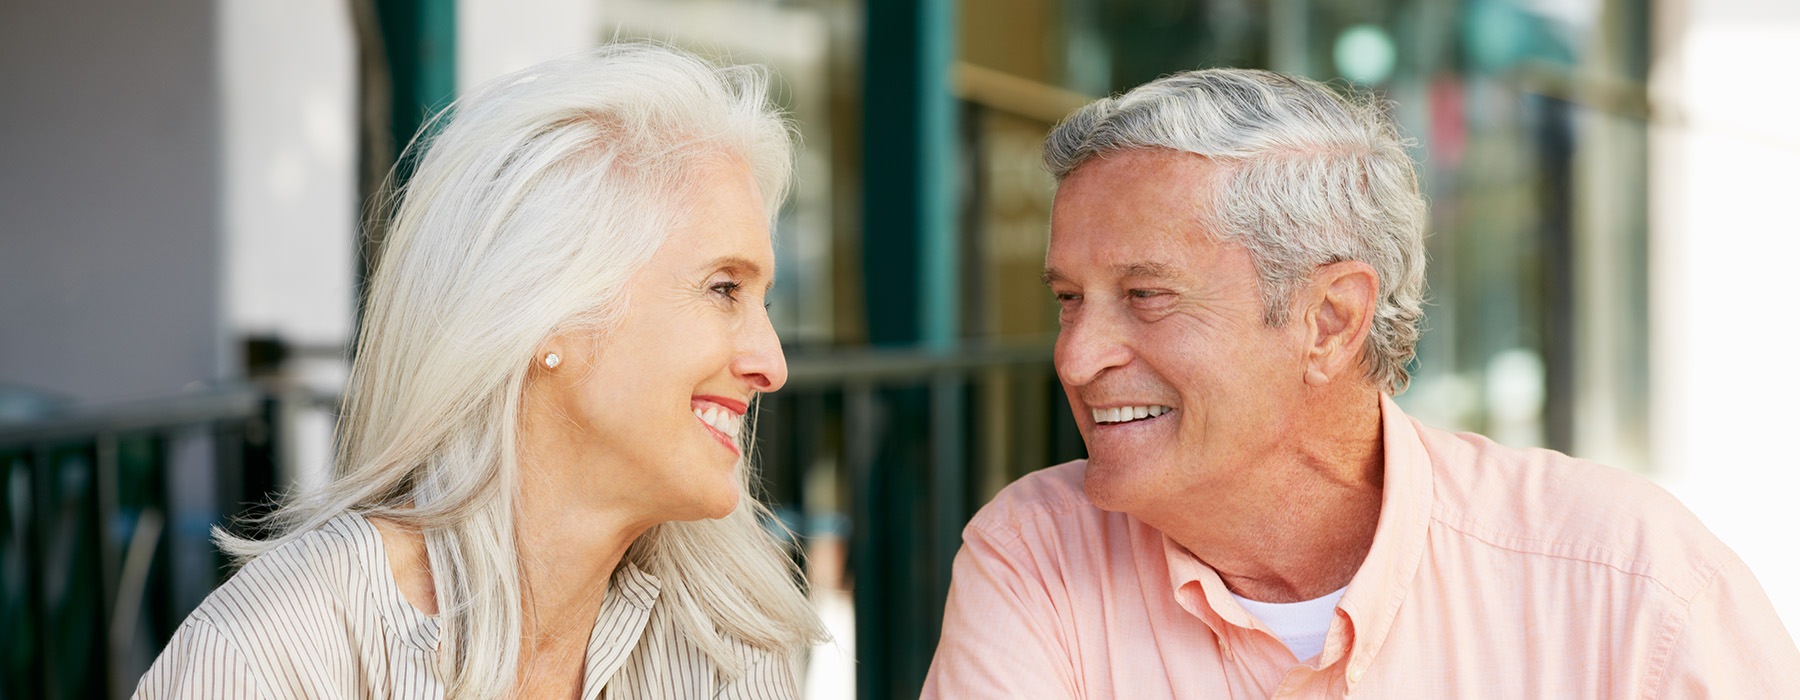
[132,513,799,698]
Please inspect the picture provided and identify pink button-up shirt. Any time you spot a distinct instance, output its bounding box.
[923,397,1800,698]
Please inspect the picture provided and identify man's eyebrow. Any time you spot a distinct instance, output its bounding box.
[1042,262,1179,287]
[1117,262,1178,279]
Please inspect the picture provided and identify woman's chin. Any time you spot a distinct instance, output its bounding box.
[698,488,742,520]
[668,484,741,523]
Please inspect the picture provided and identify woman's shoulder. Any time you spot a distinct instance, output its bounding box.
[607,595,802,699]
[714,639,804,699]
[136,513,439,698]
[190,514,385,634]
[190,513,442,653]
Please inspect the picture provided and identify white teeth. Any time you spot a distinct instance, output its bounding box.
[1091,405,1173,424]
[694,406,742,441]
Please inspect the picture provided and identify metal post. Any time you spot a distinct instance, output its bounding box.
[860,0,962,696]
[374,0,456,175]
[928,371,964,621]
[95,431,123,698]
[357,0,456,332]
[862,0,960,347]
[26,444,51,699]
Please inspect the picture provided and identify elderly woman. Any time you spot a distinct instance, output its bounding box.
[134,44,824,698]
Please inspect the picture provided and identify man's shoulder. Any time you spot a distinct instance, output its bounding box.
[985,459,1092,507]
[965,460,1127,544]
[1415,421,1732,599]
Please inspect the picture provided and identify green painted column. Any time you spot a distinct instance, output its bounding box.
[857,0,962,698]
[376,0,456,178]
[355,0,454,335]
[862,0,959,349]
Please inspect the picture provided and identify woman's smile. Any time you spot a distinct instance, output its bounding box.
[692,396,747,456]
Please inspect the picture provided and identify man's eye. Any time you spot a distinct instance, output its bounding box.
[1127,288,1158,299]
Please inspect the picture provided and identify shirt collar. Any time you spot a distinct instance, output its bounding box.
[1162,394,1434,678]
[1329,394,1433,676]
[581,562,663,699]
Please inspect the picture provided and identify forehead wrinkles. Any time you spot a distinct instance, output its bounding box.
[1044,214,1209,286]
[1052,154,1221,245]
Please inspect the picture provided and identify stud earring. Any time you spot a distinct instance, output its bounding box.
[542,353,561,369]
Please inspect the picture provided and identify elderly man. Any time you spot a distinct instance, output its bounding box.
[922,68,1800,698]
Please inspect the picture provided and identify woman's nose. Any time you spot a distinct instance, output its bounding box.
[734,308,788,393]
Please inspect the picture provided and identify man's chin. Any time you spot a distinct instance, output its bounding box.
[1082,459,1147,514]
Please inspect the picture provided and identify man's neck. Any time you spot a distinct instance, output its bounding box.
[1156,391,1386,603]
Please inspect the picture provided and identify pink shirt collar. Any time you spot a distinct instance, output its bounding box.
[1162,394,1433,677]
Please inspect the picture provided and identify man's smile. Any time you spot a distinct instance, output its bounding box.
[1090,405,1175,425]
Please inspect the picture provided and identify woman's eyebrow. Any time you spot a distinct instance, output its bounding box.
[700,255,764,276]
[699,255,777,292]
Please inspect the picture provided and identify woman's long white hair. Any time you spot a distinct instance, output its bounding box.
[219,43,824,697]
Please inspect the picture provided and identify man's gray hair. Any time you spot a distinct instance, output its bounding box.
[1044,69,1427,393]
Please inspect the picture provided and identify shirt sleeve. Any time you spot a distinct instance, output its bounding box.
[131,617,270,700]
[922,521,1080,699]
[1651,554,1800,699]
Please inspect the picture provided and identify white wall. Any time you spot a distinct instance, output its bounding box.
[0,0,223,404]
[0,0,357,416]
[219,1,358,353]
[217,0,359,490]
[1651,0,1800,636]
[458,0,603,90]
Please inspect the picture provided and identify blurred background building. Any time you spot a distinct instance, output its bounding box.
[2,0,1795,697]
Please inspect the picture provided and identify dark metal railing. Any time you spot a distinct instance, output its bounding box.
[0,386,292,699]
[763,341,1083,699]
[0,342,1081,700]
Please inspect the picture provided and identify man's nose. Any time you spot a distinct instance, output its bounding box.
[1054,309,1131,387]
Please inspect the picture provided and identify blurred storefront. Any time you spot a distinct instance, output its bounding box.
[7,0,1798,697]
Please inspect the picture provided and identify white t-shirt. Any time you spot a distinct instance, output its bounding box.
[1230,586,1347,662]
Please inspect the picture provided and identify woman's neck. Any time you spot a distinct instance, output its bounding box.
[511,484,651,699]
[513,503,646,638]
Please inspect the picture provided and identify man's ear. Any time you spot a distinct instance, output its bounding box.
[1300,261,1379,387]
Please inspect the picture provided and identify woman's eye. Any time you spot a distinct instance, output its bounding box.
[711,280,743,301]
